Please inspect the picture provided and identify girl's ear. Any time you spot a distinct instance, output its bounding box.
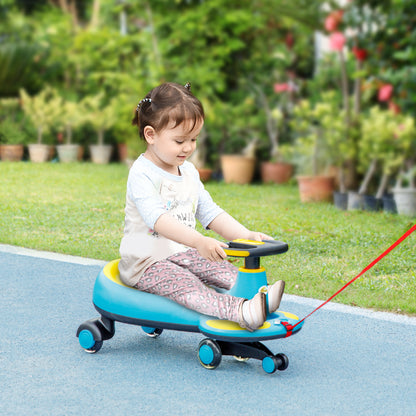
[143,126,156,144]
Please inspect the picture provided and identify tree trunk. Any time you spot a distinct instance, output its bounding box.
[57,0,69,12]
[66,125,72,145]
[145,1,163,75]
[253,84,278,158]
[37,126,43,144]
[68,0,79,27]
[354,60,362,115]
[90,0,100,29]
[376,173,390,199]
[98,129,104,146]
[339,51,350,129]
[358,159,377,195]
[54,0,79,28]
[338,167,346,193]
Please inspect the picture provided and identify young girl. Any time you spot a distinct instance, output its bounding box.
[119,82,285,331]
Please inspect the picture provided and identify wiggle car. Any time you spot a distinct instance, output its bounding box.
[77,239,303,374]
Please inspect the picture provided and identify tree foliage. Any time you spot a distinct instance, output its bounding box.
[0,0,319,156]
[2,0,414,171]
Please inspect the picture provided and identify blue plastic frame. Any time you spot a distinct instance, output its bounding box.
[91,259,304,341]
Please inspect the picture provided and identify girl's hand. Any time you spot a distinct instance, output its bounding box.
[197,236,228,262]
[246,231,273,242]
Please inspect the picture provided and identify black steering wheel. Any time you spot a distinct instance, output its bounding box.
[224,239,288,269]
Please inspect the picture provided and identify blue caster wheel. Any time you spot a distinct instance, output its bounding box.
[262,353,289,374]
[77,317,114,354]
[142,327,163,338]
[275,353,289,371]
[198,339,222,370]
[78,328,103,354]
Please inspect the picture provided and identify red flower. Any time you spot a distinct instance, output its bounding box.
[378,84,394,102]
[329,32,346,51]
[332,10,344,21]
[274,83,290,93]
[285,32,294,50]
[324,10,344,32]
[388,100,401,114]
[352,46,368,61]
[325,15,338,32]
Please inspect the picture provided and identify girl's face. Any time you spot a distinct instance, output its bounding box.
[143,118,203,175]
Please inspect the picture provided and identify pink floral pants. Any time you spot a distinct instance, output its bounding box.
[135,249,242,322]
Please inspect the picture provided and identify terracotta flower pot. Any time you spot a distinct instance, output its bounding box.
[77,145,84,161]
[48,145,55,161]
[260,162,293,184]
[297,175,335,203]
[0,144,24,161]
[117,142,128,162]
[197,168,213,182]
[220,155,255,184]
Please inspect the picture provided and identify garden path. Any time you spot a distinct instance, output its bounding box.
[1,245,415,416]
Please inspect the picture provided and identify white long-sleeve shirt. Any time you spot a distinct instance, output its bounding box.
[118,154,223,286]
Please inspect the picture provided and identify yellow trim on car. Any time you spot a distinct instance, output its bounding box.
[232,239,264,245]
[223,249,250,257]
[238,266,266,273]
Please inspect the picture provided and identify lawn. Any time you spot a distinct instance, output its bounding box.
[1,162,415,315]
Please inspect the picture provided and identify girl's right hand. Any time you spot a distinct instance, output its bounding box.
[197,236,228,263]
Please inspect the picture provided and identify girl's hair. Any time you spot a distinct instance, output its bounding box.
[132,82,205,140]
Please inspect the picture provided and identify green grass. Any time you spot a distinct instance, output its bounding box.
[1,162,415,315]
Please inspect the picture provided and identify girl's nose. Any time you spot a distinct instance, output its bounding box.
[183,142,193,153]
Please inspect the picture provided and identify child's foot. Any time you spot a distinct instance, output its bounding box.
[260,280,285,314]
[239,292,267,332]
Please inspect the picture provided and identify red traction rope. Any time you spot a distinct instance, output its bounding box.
[285,223,416,335]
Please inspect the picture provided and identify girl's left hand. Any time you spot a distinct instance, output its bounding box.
[247,231,273,242]
[197,236,228,262]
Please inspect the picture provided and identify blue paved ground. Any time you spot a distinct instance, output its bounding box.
[1,247,415,416]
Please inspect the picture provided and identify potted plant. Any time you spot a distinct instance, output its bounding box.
[0,98,26,161]
[317,91,355,210]
[261,142,295,184]
[207,99,258,184]
[377,113,415,213]
[253,86,294,184]
[352,107,415,211]
[393,166,416,216]
[19,87,63,163]
[0,119,27,161]
[56,97,86,163]
[188,127,213,182]
[221,136,259,184]
[291,99,336,202]
[111,93,137,164]
[83,94,117,164]
[260,105,294,184]
[389,115,416,216]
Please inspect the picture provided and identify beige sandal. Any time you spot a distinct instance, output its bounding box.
[238,292,267,332]
[260,280,285,314]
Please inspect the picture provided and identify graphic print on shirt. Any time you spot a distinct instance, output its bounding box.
[159,177,198,230]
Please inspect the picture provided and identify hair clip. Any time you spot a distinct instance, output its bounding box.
[184,82,191,90]
[136,97,152,112]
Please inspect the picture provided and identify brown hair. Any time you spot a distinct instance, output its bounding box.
[132,82,205,140]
